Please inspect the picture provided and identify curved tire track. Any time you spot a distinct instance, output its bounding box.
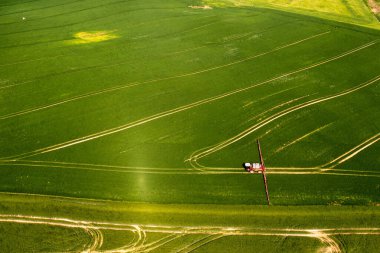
[1,214,379,252]
[3,41,378,160]
[188,75,380,167]
[0,30,330,117]
[322,133,380,168]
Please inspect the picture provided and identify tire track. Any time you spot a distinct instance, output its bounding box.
[1,39,377,160]
[0,214,149,252]
[0,159,322,174]
[0,5,215,38]
[322,133,380,168]
[0,216,104,252]
[134,234,184,253]
[0,29,327,93]
[247,93,316,123]
[0,32,363,109]
[0,0,131,26]
[164,19,300,57]
[3,59,378,161]
[88,226,104,252]
[0,80,33,89]
[275,123,333,153]
[1,214,378,253]
[0,0,84,17]
[0,82,141,117]
[0,21,305,113]
[177,234,225,253]
[0,159,189,171]
[0,17,219,85]
[0,161,196,175]
[0,13,211,67]
[188,75,380,167]
[0,33,338,157]
[0,0,42,8]
[0,6,187,36]
[1,160,380,177]
[0,54,65,67]
[1,33,371,121]
[308,229,341,253]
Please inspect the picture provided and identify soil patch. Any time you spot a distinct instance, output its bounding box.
[188,5,213,10]
[368,0,380,15]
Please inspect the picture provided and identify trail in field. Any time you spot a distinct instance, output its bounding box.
[0,30,330,118]
[0,55,65,67]
[0,82,141,118]
[187,75,380,169]
[0,13,255,87]
[275,123,333,153]
[320,168,380,174]
[0,0,39,8]
[87,227,104,252]
[249,93,316,120]
[170,15,293,55]
[148,30,330,80]
[0,1,199,37]
[0,0,130,26]
[2,41,378,161]
[0,159,192,171]
[0,214,144,252]
[0,216,104,252]
[0,160,199,175]
[0,80,33,89]
[177,234,225,253]
[198,167,380,177]
[0,0,83,17]
[308,229,341,253]
[135,234,184,253]
[1,214,379,252]
[165,45,208,56]
[1,158,380,178]
[322,133,380,168]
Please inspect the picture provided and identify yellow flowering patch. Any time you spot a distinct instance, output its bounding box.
[67,30,119,45]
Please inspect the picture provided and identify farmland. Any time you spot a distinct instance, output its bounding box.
[0,0,379,252]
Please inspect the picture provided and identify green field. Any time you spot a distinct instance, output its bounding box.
[0,0,379,252]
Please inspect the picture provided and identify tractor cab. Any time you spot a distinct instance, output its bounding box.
[243,162,263,173]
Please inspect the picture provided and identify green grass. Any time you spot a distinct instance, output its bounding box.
[0,0,379,251]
